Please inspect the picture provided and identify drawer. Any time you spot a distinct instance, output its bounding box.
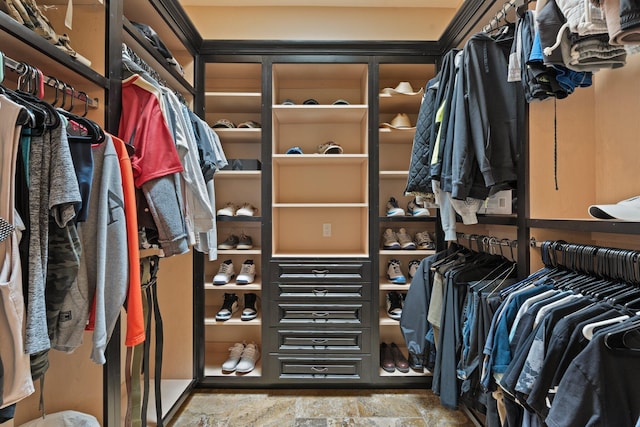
[267,329,371,353]
[271,261,370,282]
[276,283,370,300]
[275,356,365,379]
[272,303,369,325]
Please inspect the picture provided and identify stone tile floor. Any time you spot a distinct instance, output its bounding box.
[168,389,475,427]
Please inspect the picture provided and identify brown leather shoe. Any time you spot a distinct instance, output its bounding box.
[390,343,410,373]
[380,343,395,373]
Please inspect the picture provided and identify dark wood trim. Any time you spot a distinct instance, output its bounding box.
[149,0,203,54]
[199,40,441,58]
[438,0,500,51]
[123,18,196,95]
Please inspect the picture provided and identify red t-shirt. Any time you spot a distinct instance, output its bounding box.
[119,75,183,187]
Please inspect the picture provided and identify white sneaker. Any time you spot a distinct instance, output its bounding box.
[213,259,235,285]
[235,342,260,373]
[386,197,405,216]
[236,260,256,284]
[215,293,239,321]
[236,203,257,216]
[217,203,237,216]
[222,342,245,372]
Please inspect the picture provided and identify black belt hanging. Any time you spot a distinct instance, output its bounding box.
[129,255,163,427]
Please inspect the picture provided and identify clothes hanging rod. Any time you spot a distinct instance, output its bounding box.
[482,0,517,33]
[2,53,99,109]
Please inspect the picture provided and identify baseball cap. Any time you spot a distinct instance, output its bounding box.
[588,196,640,221]
[285,146,304,154]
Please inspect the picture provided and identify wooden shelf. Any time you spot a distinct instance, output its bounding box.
[205,91,261,113]
[528,218,640,234]
[205,281,262,291]
[216,215,262,222]
[378,368,432,377]
[272,252,370,258]
[273,154,368,165]
[204,342,262,378]
[378,128,416,144]
[273,203,368,208]
[378,92,423,114]
[215,170,261,178]
[212,128,262,143]
[380,170,409,178]
[123,18,194,96]
[379,249,436,256]
[379,216,437,223]
[215,249,262,255]
[273,105,368,123]
[379,281,412,291]
[379,315,402,326]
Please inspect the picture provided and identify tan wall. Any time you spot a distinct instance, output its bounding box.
[184,6,456,40]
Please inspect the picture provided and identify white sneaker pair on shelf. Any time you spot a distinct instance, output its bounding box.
[217,203,258,217]
[222,342,260,373]
[213,259,256,285]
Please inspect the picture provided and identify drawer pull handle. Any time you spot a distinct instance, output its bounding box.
[312,269,330,275]
[312,312,330,317]
[312,289,329,296]
[311,366,328,372]
[312,339,328,344]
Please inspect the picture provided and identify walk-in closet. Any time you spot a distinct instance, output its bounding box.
[1,0,639,426]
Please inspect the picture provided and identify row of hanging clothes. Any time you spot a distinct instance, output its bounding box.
[118,44,228,427]
[404,2,524,244]
[0,52,121,423]
[400,234,520,397]
[120,43,227,261]
[422,237,640,427]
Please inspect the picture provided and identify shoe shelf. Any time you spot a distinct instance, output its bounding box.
[215,170,261,179]
[204,343,262,378]
[379,315,402,326]
[211,128,262,143]
[216,249,262,256]
[379,281,412,291]
[379,171,409,178]
[205,92,261,113]
[379,249,436,256]
[273,105,368,122]
[204,307,263,326]
[379,216,437,223]
[216,215,262,222]
[378,93,423,113]
[378,367,432,377]
[205,281,262,291]
[378,128,417,144]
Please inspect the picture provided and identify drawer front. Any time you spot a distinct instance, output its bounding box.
[267,329,371,353]
[271,261,370,282]
[272,303,369,326]
[275,356,364,379]
[276,283,370,300]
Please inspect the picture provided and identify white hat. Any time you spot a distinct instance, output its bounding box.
[381,81,424,96]
[588,196,640,221]
[380,113,414,129]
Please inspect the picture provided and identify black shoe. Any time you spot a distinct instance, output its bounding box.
[215,293,239,321]
[386,291,403,320]
[241,293,259,321]
[408,352,424,372]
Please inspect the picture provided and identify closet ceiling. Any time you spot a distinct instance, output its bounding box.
[178,0,465,41]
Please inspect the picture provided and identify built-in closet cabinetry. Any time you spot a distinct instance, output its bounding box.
[2,0,199,425]
[200,54,445,386]
[376,64,437,378]
[202,61,264,382]
[268,61,372,382]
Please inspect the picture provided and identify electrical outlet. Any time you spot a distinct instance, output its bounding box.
[322,223,331,237]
